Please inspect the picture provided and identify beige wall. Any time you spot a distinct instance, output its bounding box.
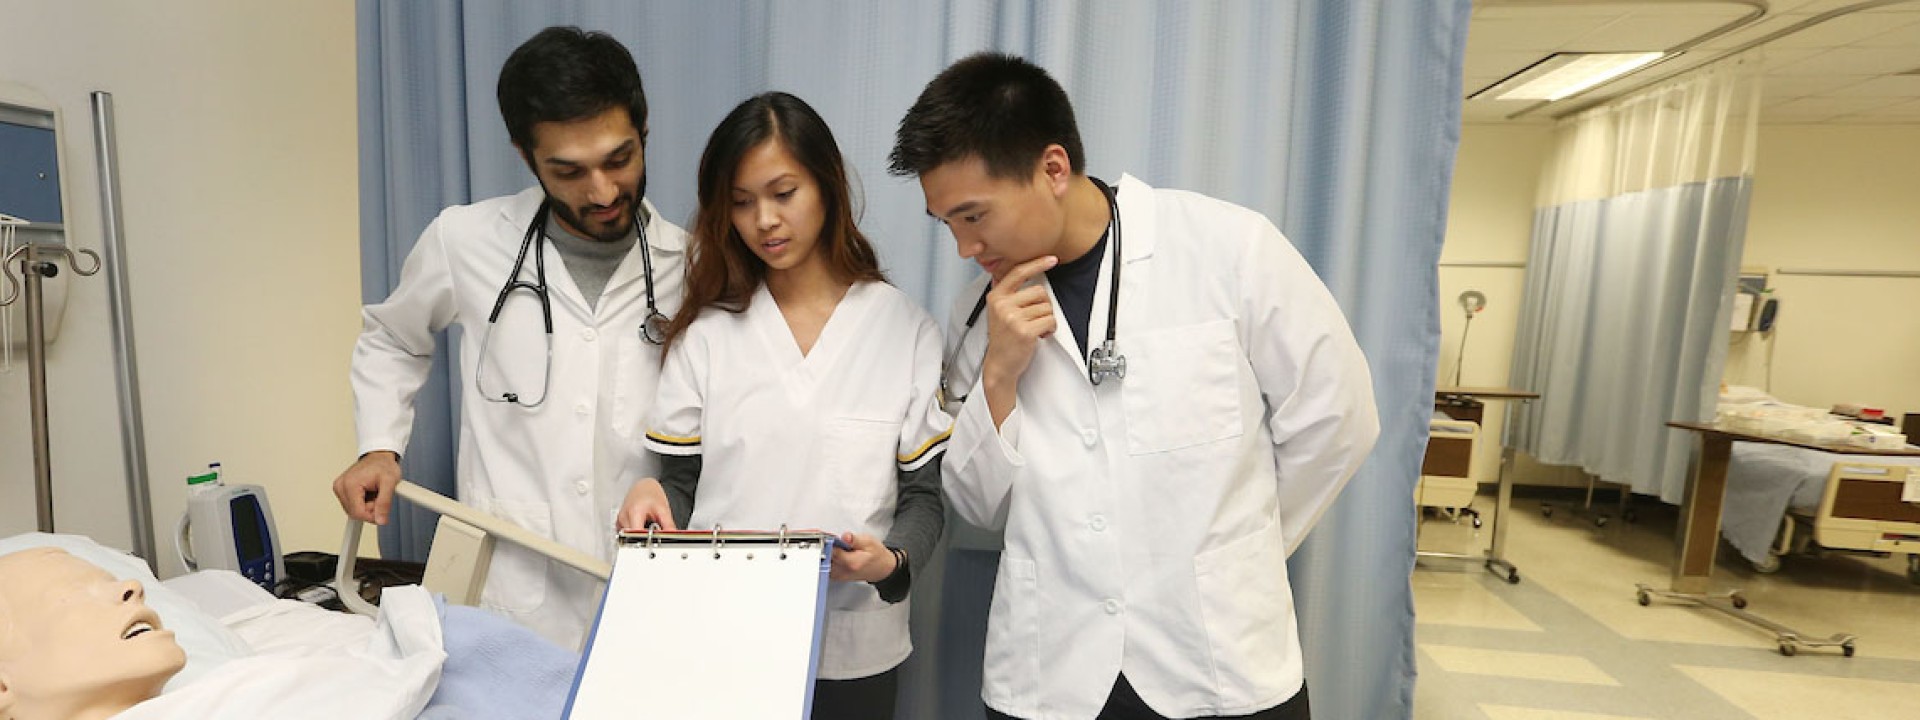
[1439,124,1587,488]
[1725,125,1920,423]
[0,1,365,576]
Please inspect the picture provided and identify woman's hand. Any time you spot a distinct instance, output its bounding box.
[829,531,898,583]
[615,478,677,532]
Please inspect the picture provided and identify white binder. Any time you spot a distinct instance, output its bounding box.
[565,528,835,719]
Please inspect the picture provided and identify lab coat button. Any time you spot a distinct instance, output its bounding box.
[581,328,598,342]
[574,480,590,495]
[1090,515,1107,532]
[1103,598,1122,615]
[1080,429,1097,447]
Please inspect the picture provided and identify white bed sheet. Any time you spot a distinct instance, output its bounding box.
[117,585,445,720]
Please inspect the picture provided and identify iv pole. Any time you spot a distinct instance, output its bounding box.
[1,215,100,533]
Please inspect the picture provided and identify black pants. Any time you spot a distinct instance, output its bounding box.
[812,667,898,719]
[986,674,1310,720]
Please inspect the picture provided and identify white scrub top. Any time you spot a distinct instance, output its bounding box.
[941,174,1380,719]
[352,186,686,649]
[644,279,952,680]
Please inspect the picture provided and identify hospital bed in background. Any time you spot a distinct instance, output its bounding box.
[1725,447,1920,584]
[1714,393,1920,584]
[1417,416,1482,528]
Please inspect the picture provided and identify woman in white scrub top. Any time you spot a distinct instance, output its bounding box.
[616,92,950,719]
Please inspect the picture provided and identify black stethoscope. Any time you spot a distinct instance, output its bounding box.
[939,177,1127,413]
[475,198,667,407]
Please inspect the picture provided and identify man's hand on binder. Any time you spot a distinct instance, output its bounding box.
[829,532,898,583]
[616,478,678,531]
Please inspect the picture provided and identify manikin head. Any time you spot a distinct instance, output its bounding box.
[0,548,186,720]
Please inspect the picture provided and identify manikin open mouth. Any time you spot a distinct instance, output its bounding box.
[122,621,156,640]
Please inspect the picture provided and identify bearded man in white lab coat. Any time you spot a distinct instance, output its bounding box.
[332,26,686,649]
[890,53,1380,720]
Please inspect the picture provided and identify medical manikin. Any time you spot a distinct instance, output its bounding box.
[0,548,187,720]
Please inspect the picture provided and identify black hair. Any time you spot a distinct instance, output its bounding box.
[664,92,885,351]
[888,52,1085,179]
[496,26,648,151]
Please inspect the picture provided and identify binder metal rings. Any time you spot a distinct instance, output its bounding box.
[778,524,789,560]
[646,525,658,559]
[712,524,724,559]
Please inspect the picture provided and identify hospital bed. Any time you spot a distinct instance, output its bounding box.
[1417,416,1482,527]
[1716,397,1920,584]
[1724,446,1920,584]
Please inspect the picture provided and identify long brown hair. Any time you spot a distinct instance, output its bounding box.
[664,91,886,354]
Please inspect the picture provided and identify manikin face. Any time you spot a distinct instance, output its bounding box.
[729,139,829,276]
[523,107,648,243]
[918,150,1072,280]
[0,548,186,720]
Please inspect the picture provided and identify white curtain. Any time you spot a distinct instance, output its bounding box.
[1508,56,1761,502]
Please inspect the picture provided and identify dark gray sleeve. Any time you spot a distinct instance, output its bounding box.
[653,452,701,531]
[874,456,945,602]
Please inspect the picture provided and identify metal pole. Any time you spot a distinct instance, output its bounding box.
[92,91,157,570]
[21,249,54,531]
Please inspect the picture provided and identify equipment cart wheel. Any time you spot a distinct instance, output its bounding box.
[1506,569,1520,584]
[1636,589,1651,606]
[1778,641,1797,657]
[1842,641,1856,658]
[1730,593,1748,610]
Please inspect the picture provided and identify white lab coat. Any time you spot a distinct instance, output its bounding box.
[645,280,952,679]
[941,175,1379,719]
[352,186,685,649]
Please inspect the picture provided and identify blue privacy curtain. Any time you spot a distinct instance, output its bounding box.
[1507,58,1761,503]
[357,2,1466,718]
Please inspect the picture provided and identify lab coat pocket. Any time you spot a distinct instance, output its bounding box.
[983,555,1040,705]
[1192,519,1294,709]
[477,497,552,614]
[820,418,900,527]
[1121,319,1244,455]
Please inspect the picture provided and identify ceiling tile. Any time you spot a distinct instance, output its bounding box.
[1696,13,1816,51]
[1856,15,1920,48]
[1469,16,1615,52]
[1766,12,1918,48]
[1768,95,1908,115]
[1757,46,1824,69]
[1612,1,1758,18]
[1568,16,1741,52]
[1763,75,1873,101]
[1770,47,1920,76]
[1464,50,1553,82]
[1823,75,1920,98]
[1474,4,1627,20]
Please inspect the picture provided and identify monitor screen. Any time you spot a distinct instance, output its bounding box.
[231,495,267,561]
[0,103,61,226]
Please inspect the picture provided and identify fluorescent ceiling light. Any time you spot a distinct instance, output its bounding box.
[1476,52,1666,102]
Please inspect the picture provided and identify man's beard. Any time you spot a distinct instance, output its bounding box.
[546,171,647,243]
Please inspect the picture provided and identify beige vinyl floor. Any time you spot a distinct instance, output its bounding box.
[1412,488,1920,720]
